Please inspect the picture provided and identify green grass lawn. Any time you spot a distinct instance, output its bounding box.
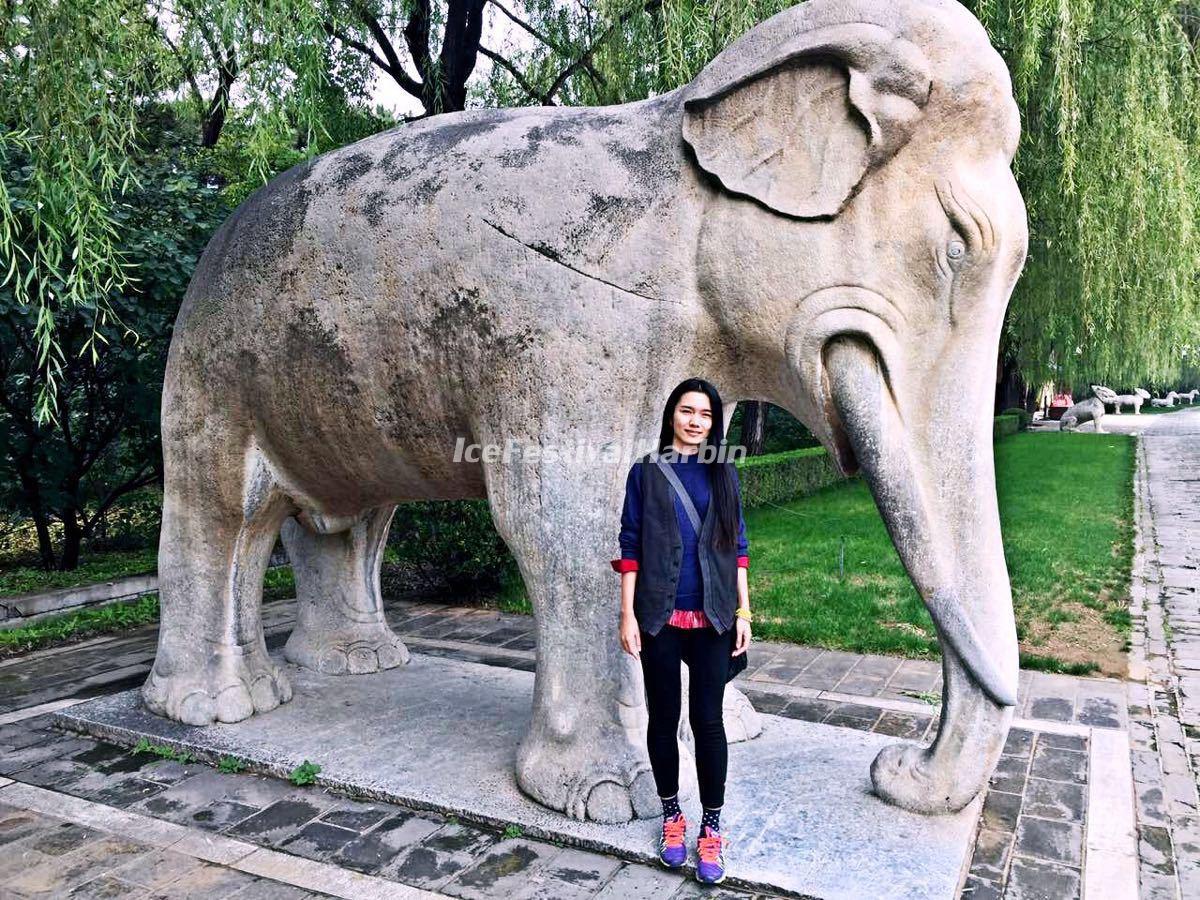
[0,548,159,597]
[745,432,1135,675]
[0,566,298,658]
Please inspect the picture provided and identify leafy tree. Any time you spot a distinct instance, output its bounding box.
[0,109,229,569]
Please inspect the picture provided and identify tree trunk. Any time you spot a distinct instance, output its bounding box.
[741,401,768,457]
[16,467,56,570]
[59,513,83,571]
[32,510,55,571]
[994,353,1027,414]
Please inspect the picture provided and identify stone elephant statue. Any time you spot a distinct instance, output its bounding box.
[145,0,1028,821]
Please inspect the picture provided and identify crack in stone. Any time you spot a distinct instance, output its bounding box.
[480,217,670,304]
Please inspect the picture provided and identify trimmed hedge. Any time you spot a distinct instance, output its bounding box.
[1000,407,1031,431]
[993,415,1020,440]
[735,446,844,508]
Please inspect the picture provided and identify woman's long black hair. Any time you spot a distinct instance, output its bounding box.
[656,378,741,552]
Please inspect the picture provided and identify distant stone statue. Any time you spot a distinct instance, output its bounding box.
[1093,385,1149,414]
[1151,395,1175,408]
[1175,389,1198,404]
[1060,398,1105,432]
[146,0,1027,821]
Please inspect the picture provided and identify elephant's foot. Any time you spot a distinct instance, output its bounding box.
[516,718,665,823]
[870,742,980,814]
[142,644,292,726]
[283,623,410,675]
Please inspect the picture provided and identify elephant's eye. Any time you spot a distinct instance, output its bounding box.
[947,240,966,262]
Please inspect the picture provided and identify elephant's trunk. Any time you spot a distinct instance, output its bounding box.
[822,335,1018,814]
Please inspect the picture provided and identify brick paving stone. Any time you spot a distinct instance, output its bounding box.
[517,846,623,899]
[967,828,1013,881]
[988,754,1029,795]
[981,790,1022,833]
[958,874,1003,899]
[317,799,393,832]
[1139,824,1176,875]
[276,819,359,861]
[1021,779,1084,823]
[188,799,262,832]
[770,695,829,721]
[1028,744,1087,785]
[739,689,791,715]
[873,711,931,739]
[76,874,150,897]
[669,879,759,898]
[382,821,502,890]
[6,834,145,896]
[1004,856,1080,900]
[1002,729,1034,758]
[1013,817,1082,866]
[106,847,206,889]
[1035,733,1087,753]
[142,862,261,899]
[225,799,327,845]
[1027,697,1073,723]
[225,880,318,900]
[0,803,53,846]
[592,862,686,898]
[333,809,444,874]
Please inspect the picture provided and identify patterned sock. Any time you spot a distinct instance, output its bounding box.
[660,794,682,819]
[701,806,721,832]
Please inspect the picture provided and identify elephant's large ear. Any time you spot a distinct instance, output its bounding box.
[682,23,931,219]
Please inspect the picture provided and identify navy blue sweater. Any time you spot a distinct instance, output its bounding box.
[616,454,749,611]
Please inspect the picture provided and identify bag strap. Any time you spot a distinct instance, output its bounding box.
[655,457,703,534]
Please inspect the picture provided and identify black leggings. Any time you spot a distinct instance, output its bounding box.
[639,623,734,810]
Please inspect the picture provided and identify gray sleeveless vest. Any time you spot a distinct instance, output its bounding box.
[632,451,739,636]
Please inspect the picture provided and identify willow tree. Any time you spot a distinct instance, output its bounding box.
[481,0,1200,389]
[0,0,355,423]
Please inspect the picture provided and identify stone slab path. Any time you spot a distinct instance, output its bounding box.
[1103,406,1200,899]
[54,653,982,900]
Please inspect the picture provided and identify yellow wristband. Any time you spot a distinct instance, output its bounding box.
[736,608,752,622]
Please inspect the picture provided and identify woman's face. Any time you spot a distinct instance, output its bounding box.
[673,390,712,450]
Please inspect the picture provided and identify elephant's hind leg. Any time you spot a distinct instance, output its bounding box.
[281,506,410,675]
[144,435,295,726]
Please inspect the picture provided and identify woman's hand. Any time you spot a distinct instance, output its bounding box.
[732,616,751,656]
[619,611,641,659]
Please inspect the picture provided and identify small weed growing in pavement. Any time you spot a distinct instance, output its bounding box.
[503,824,523,839]
[289,760,321,786]
[217,756,246,774]
[901,690,941,706]
[131,738,194,763]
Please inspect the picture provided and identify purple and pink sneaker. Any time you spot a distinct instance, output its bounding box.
[695,824,729,883]
[657,813,687,868]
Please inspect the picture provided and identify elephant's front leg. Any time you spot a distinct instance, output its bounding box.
[482,454,661,823]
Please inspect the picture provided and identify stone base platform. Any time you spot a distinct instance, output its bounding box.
[54,651,980,899]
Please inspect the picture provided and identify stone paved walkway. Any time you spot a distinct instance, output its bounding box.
[1105,406,1200,899]
[0,598,1138,899]
[10,411,1200,896]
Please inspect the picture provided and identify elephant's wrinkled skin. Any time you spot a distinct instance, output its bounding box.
[147,0,1028,820]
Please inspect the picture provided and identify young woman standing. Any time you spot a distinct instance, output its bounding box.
[611,378,752,885]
